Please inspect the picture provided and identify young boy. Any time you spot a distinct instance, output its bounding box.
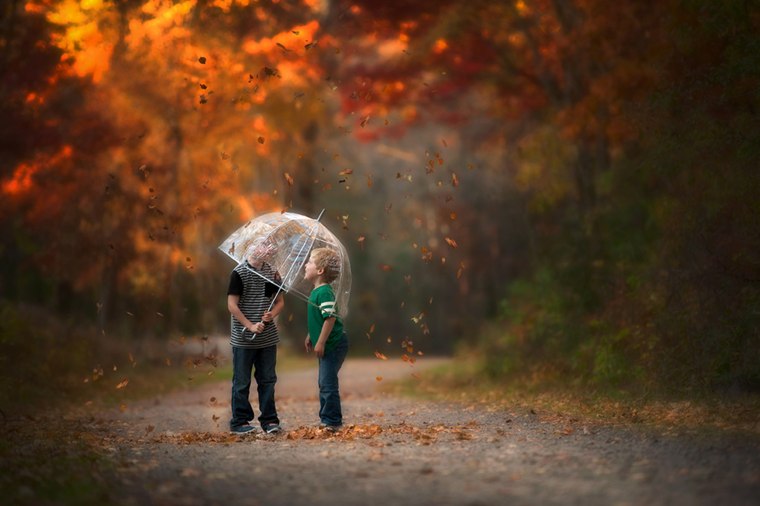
[303,247,349,431]
[227,242,284,435]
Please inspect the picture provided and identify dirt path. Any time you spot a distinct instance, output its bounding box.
[94,358,760,506]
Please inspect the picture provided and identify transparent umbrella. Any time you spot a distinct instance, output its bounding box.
[219,210,351,320]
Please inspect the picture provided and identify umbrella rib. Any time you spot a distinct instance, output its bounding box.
[249,209,325,341]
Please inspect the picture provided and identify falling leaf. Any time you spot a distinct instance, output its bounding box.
[444,237,458,248]
[369,323,375,334]
[258,136,265,144]
[284,173,294,186]
[210,397,216,403]
[378,264,392,272]
[199,83,207,89]
[198,56,206,64]
[262,66,279,78]
[116,379,129,389]
[442,139,448,147]
[145,425,155,435]
[376,376,383,382]
[156,312,164,317]
[450,212,457,221]
[360,116,370,128]
[305,41,318,50]
[357,235,365,250]
[367,174,373,187]
[374,351,388,360]
[451,173,459,187]
[276,42,291,52]
[338,168,353,176]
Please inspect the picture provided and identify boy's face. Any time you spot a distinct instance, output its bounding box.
[304,254,322,283]
[248,241,274,264]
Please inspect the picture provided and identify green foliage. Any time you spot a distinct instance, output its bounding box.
[0,301,96,411]
[474,0,760,393]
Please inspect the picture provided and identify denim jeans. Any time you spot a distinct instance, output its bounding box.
[230,345,279,429]
[318,333,348,426]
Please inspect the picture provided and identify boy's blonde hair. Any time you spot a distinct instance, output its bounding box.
[310,247,340,283]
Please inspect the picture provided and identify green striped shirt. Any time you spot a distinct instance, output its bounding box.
[307,284,344,351]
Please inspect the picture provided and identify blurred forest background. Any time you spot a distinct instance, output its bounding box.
[1,0,759,399]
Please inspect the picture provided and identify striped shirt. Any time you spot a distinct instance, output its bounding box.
[228,262,280,349]
[307,284,344,351]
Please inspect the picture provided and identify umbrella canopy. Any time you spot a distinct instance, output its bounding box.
[219,211,351,317]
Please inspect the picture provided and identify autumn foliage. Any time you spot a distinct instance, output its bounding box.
[1,0,759,394]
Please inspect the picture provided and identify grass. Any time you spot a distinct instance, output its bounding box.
[392,356,760,437]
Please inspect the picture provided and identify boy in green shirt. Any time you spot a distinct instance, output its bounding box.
[303,247,349,431]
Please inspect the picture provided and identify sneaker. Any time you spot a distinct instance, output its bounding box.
[263,423,282,434]
[230,424,256,435]
[320,423,342,432]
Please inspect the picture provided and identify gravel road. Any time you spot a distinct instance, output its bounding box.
[95,357,760,506]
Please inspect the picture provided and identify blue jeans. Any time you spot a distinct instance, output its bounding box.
[318,334,348,426]
[230,345,279,429]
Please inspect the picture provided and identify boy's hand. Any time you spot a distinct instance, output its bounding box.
[314,342,325,358]
[262,311,273,322]
[249,322,265,333]
[304,336,313,353]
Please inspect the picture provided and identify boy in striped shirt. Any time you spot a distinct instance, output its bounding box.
[227,241,284,435]
[303,247,349,431]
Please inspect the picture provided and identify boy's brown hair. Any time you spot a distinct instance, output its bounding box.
[310,247,340,283]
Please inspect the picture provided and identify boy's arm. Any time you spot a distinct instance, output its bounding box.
[262,293,284,322]
[227,295,264,333]
[313,317,336,358]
